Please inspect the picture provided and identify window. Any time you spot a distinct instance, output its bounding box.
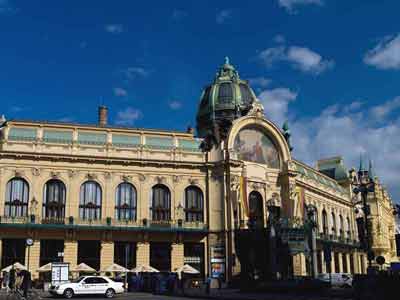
[79,181,102,220]
[115,183,137,220]
[331,212,337,235]
[322,210,328,235]
[5,178,29,217]
[151,184,170,221]
[43,179,66,220]
[185,186,204,222]
[339,215,344,238]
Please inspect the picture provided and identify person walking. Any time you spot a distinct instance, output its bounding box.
[8,267,16,291]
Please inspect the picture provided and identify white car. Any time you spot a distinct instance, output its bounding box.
[49,276,124,298]
[317,273,353,288]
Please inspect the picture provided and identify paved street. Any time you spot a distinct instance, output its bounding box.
[2,289,351,300]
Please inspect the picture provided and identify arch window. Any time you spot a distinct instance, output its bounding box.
[322,210,328,235]
[185,186,204,222]
[346,216,351,239]
[331,212,337,236]
[115,183,137,221]
[79,181,102,220]
[4,178,29,217]
[43,179,66,220]
[151,184,170,221]
[339,215,344,238]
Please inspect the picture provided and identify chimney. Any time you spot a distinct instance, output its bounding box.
[98,106,108,127]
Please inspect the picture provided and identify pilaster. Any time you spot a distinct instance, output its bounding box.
[64,241,78,269]
[171,243,184,272]
[25,241,40,280]
[100,241,114,271]
[136,243,150,266]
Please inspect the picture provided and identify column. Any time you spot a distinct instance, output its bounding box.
[330,251,335,273]
[136,243,150,266]
[321,251,327,273]
[64,241,78,269]
[346,253,351,273]
[25,240,40,280]
[353,251,360,274]
[171,243,184,272]
[100,242,114,272]
[338,253,343,273]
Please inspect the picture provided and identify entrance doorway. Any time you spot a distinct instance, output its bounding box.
[40,240,64,266]
[77,240,101,270]
[184,243,205,277]
[1,239,26,267]
[249,191,264,228]
[150,242,171,271]
[114,242,136,270]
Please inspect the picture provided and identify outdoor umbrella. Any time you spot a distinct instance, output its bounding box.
[102,263,130,273]
[175,264,200,279]
[71,263,96,273]
[1,262,27,272]
[130,265,159,273]
[37,263,52,272]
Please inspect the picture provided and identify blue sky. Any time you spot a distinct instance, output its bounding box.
[1,0,400,201]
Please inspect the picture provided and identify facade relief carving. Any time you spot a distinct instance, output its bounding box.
[138,173,146,182]
[155,176,166,184]
[121,174,132,182]
[86,173,98,180]
[68,170,78,178]
[32,167,41,176]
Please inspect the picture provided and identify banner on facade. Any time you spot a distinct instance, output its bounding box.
[240,176,249,217]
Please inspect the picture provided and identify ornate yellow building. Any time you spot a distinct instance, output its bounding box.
[0,59,397,281]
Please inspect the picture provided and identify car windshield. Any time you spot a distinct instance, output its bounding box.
[71,276,85,283]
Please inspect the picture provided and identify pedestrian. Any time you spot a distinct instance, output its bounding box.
[205,274,211,295]
[217,273,223,290]
[8,267,16,291]
[20,270,31,298]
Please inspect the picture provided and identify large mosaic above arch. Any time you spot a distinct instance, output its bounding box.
[233,127,280,168]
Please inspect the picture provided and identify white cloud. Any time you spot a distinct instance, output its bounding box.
[113,87,128,97]
[287,46,334,74]
[273,34,286,44]
[105,24,123,34]
[369,96,400,120]
[168,100,182,110]
[278,0,323,13]
[258,87,297,126]
[258,44,334,75]
[270,95,400,201]
[115,107,142,126]
[248,77,271,88]
[364,34,400,70]
[216,9,232,24]
[122,67,150,80]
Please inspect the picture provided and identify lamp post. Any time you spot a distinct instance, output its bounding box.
[351,159,375,270]
[305,204,318,278]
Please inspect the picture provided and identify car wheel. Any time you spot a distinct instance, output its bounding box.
[105,288,115,298]
[63,288,74,299]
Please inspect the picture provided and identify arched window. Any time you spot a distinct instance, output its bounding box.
[185,186,204,222]
[151,184,170,221]
[5,178,29,217]
[331,212,337,236]
[322,210,328,235]
[115,183,137,220]
[79,181,102,220]
[346,216,351,239]
[339,215,344,238]
[43,179,66,220]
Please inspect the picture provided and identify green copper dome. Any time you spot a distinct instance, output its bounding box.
[196,57,257,139]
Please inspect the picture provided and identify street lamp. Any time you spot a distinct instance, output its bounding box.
[351,159,375,270]
[305,204,318,278]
